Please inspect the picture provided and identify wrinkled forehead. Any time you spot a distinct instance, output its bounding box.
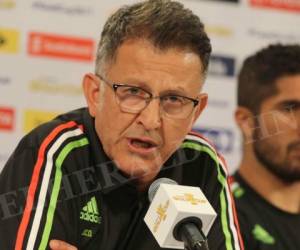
[112,40,202,74]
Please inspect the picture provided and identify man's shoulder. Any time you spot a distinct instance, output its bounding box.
[182,131,217,154]
[174,131,229,176]
[1,108,91,184]
[182,131,227,167]
[8,108,90,169]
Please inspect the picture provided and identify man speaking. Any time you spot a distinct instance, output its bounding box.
[0,1,243,249]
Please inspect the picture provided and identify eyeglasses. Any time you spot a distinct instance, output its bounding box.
[96,74,200,119]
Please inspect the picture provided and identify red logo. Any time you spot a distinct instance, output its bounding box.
[250,0,300,12]
[0,107,14,131]
[28,32,94,61]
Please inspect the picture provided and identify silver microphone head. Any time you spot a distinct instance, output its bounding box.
[148,178,177,202]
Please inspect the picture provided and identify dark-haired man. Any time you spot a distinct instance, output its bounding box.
[0,1,243,250]
[232,44,300,250]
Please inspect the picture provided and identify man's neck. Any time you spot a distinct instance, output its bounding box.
[238,150,300,214]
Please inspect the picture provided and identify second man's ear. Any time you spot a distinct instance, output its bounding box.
[234,106,256,142]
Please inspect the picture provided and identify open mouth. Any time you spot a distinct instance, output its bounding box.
[130,138,156,149]
[128,137,159,154]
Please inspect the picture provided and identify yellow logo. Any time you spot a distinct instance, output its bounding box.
[28,77,82,96]
[0,28,19,53]
[173,193,206,205]
[153,200,169,233]
[0,0,15,9]
[206,26,233,37]
[24,109,60,133]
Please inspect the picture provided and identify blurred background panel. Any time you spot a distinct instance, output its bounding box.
[0,0,299,173]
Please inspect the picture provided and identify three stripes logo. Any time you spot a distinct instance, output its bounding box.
[80,197,101,224]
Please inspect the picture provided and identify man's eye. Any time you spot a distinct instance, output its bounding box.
[121,86,144,96]
[128,87,140,95]
[163,96,184,104]
[169,96,180,102]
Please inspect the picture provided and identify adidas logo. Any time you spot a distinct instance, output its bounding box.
[80,196,101,224]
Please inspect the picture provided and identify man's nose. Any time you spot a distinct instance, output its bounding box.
[135,99,162,130]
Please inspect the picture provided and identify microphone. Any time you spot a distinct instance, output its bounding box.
[144,178,217,250]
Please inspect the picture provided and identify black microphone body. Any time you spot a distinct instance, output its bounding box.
[173,217,209,250]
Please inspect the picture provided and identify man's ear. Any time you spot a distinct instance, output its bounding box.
[82,73,100,117]
[235,106,255,141]
[192,93,208,124]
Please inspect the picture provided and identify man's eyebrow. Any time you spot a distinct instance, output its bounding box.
[118,78,188,95]
[159,89,188,96]
[114,78,149,89]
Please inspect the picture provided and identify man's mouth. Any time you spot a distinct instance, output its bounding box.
[288,143,300,154]
[128,137,159,154]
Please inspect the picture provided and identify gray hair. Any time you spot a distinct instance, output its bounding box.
[95,0,211,76]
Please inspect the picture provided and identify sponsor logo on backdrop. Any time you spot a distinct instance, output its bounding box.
[24,109,60,133]
[29,76,82,96]
[194,127,234,154]
[0,0,15,9]
[202,0,239,2]
[32,1,92,15]
[250,0,300,12]
[248,28,300,43]
[0,28,19,54]
[206,25,234,38]
[0,76,11,85]
[208,55,235,77]
[0,106,15,131]
[28,32,94,62]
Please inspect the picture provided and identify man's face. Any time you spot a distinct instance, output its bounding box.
[85,39,207,181]
[253,75,300,182]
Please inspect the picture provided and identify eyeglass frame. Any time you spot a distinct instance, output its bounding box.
[95,73,200,118]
